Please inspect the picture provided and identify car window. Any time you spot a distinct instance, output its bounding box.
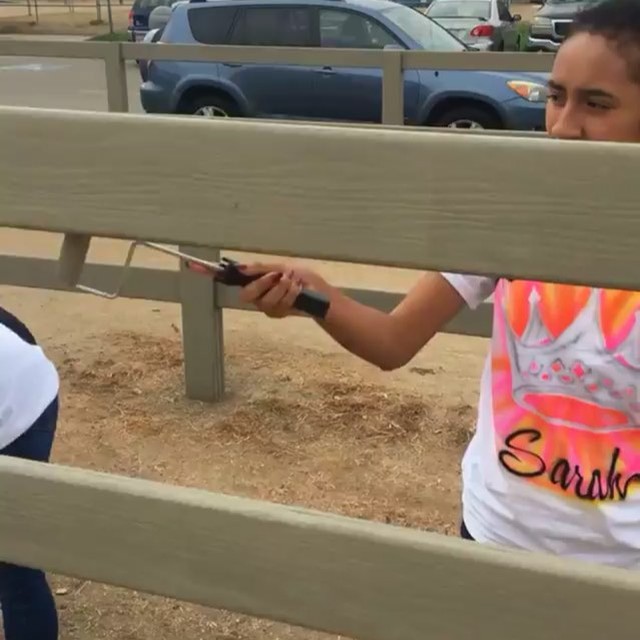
[188,6,238,45]
[427,0,492,20]
[497,0,511,20]
[381,4,467,51]
[319,9,401,49]
[229,7,313,46]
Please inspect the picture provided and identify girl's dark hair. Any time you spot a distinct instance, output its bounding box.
[568,0,640,83]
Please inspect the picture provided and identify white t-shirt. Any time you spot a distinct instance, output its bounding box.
[0,323,59,451]
[443,273,640,569]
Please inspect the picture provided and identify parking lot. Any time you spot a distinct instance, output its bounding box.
[0,54,143,111]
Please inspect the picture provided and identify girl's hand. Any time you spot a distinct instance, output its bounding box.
[238,262,328,318]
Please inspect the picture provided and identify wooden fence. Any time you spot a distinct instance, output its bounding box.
[2,102,640,640]
[3,33,640,636]
[0,40,554,400]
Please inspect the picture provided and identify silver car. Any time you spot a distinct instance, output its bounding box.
[425,0,523,51]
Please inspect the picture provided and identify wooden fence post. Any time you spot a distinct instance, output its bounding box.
[382,50,404,125]
[178,245,225,402]
[104,42,129,113]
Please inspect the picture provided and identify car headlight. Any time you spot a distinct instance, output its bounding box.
[507,80,548,103]
[533,16,552,26]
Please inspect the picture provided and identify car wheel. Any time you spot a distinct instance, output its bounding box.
[188,95,240,118]
[432,105,501,130]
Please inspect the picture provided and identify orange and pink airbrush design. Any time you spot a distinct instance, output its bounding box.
[491,280,640,502]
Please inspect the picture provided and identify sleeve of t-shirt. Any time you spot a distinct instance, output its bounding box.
[440,273,497,310]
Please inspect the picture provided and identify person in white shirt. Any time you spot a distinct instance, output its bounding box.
[222,0,640,569]
[0,307,60,640]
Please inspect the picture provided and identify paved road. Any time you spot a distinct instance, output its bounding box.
[0,55,144,112]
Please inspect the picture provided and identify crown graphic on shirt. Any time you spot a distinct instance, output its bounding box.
[503,288,640,429]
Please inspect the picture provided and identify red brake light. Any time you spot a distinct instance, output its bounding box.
[128,9,134,26]
[470,24,494,37]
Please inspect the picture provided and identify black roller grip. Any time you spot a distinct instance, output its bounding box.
[293,288,330,320]
[208,256,331,320]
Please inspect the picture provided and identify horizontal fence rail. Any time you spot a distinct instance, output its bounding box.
[0,254,494,337]
[0,39,556,68]
[2,454,640,640]
[2,107,639,286]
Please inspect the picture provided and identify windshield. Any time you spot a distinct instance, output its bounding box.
[382,4,468,51]
[427,0,491,19]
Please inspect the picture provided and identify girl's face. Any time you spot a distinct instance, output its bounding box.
[546,32,640,143]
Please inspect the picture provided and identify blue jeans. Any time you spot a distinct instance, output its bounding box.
[460,520,475,541]
[0,397,59,640]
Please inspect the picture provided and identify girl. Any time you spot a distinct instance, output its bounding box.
[227,0,640,569]
[0,306,60,640]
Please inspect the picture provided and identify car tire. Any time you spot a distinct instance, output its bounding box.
[431,105,501,130]
[188,94,240,118]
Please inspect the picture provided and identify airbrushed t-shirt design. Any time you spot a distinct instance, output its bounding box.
[492,279,640,503]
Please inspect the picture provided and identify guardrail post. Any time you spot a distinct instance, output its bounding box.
[104,43,129,113]
[381,50,404,125]
[178,245,225,402]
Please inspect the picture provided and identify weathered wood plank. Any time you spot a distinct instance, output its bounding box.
[0,256,493,337]
[1,455,639,640]
[3,107,639,290]
[0,255,181,302]
[263,117,545,136]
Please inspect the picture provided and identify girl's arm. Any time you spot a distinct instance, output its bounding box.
[238,265,468,371]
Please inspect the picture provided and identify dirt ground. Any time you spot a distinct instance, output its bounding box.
[0,229,489,639]
[0,1,129,36]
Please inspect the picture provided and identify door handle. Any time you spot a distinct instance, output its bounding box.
[223,62,243,68]
[317,66,335,75]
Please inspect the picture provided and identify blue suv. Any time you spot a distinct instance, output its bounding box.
[140,0,548,129]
